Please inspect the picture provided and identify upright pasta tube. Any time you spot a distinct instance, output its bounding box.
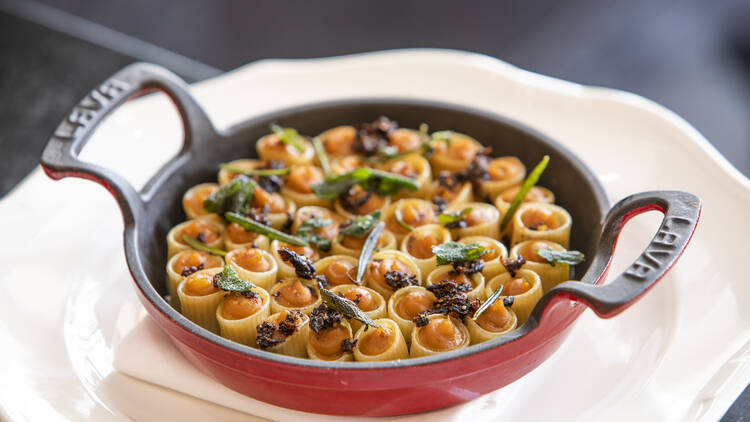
[494,185,555,215]
[400,224,452,278]
[479,157,526,200]
[225,248,278,291]
[330,154,368,175]
[317,125,357,158]
[257,310,310,358]
[425,266,486,301]
[270,240,320,281]
[223,222,270,252]
[387,286,437,343]
[510,240,571,292]
[510,203,572,248]
[353,318,409,362]
[256,132,315,166]
[217,158,263,185]
[290,206,342,256]
[330,228,397,258]
[249,186,296,230]
[465,302,518,344]
[485,269,542,324]
[306,319,354,362]
[182,183,222,224]
[410,314,470,358]
[458,236,508,281]
[216,288,271,347]
[424,179,473,208]
[378,155,432,199]
[330,285,387,333]
[177,268,225,333]
[334,186,391,220]
[314,255,358,287]
[166,219,225,259]
[166,250,224,311]
[383,199,438,243]
[269,278,322,315]
[280,165,329,208]
[363,250,422,300]
[443,202,501,240]
[429,131,483,174]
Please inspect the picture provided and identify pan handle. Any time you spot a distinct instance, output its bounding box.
[531,190,701,320]
[40,62,216,225]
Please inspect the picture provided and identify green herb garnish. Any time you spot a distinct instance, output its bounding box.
[438,207,472,226]
[365,123,434,163]
[271,124,306,152]
[472,285,504,321]
[500,155,549,231]
[312,136,332,176]
[213,265,257,292]
[356,221,385,284]
[181,235,226,257]
[296,218,333,252]
[203,175,257,215]
[431,130,454,144]
[310,167,419,200]
[218,164,291,177]
[432,242,488,266]
[394,208,414,232]
[536,248,585,266]
[320,288,379,329]
[340,210,381,238]
[225,212,308,246]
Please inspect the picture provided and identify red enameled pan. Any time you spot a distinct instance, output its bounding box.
[40,63,701,416]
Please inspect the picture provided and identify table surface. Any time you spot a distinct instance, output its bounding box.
[0,1,748,420]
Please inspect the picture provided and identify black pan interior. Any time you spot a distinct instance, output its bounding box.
[136,99,609,297]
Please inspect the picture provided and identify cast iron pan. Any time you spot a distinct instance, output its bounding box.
[39,63,701,415]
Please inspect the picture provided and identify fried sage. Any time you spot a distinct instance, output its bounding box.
[320,288,379,329]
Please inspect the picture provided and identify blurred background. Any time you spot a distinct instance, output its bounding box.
[0,0,748,417]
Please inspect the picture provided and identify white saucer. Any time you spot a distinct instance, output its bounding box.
[1,49,748,421]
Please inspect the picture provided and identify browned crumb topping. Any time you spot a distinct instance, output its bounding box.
[384,270,418,290]
[309,302,343,333]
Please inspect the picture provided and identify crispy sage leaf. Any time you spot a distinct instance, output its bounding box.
[320,288,379,329]
[225,212,308,246]
[356,221,385,284]
[312,136,332,176]
[472,285,504,321]
[203,175,257,215]
[296,218,333,252]
[310,167,419,200]
[340,210,381,239]
[218,163,291,177]
[181,235,227,257]
[271,124,305,152]
[536,248,585,266]
[438,207,472,226]
[432,242,488,266]
[213,264,257,292]
[499,155,549,231]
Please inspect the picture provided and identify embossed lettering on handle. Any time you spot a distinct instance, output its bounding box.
[53,79,131,142]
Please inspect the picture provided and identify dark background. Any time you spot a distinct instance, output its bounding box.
[0,0,748,419]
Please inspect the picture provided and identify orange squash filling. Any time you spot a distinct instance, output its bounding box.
[340,230,388,250]
[521,208,559,231]
[309,323,349,360]
[343,186,385,215]
[500,185,550,203]
[463,207,493,227]
[434,136,478,163]
[475,301,513,332]
[389,203,436,234]
[367,258,413,292]
[221,293,264,320]
[263,134,303,156]
[232,248,271,272]
[472,240,499,262]
[520,241,551,263]
[275,280,316,308]
[388,128,421,152]
[183,272,219,297]
[417,317,465,352]
[172,251,222,275]
[183,185,217,216]
[279,244,318,261]
[287,166,324,194]
[488,157,523,182]
[227,222,258,244]
[504,278,531,296]
[178,220,220,245]
[395,292,434,321]
[323,126,356,155]
[359,326,395,356]
[407,232,440,259]
[252,186,286,213]
[323,259,356,286]
[339,287,377,312]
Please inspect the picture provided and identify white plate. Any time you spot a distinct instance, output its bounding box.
[1,49,748,422]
